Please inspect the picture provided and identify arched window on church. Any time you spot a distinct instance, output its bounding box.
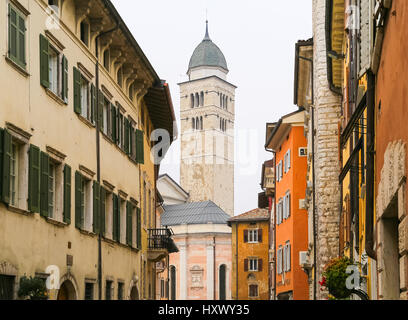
[195,93,199,108]
[225,96,228,110]
[220,94,223,108]
[200,92,204,106]
[192,118,195,130]
[191,94,194,108]
[200,116,203,130]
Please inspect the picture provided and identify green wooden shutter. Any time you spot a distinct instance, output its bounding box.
[90,84,96,124]
[93,181,100,234]
[0,128,4,200]
[40,151,49,218]
[75,171,82,229]
[126,201,132,247]
[112,193,119,242]
[8,5,18,62]
[129,125,134,160]
[118,113,123,148]
[100,187,106,236]
[124,118,129,155]
[73,67,81,114]
[28,144,40,212]
[98,90,104,132]
[117,195,121,241]
[62,55,68,102]
[39,34,49,88]
[63,164,71,224]
[111,104,116,142]
[136,129,144,164]
[2,130,12,205]
[17,13,26,67]
[136,207,141,249]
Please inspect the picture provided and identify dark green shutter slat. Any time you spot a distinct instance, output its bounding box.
[136,207,141,249]
[73,67,81,114]
[136,129,144,164]
[129,126,134,160]
[62,55,68,102]
[63,164,71,224]
[124,118,129,155]
[75,171,82,229]
[93,181,100,234]
[2,130,12,205]
[117,195,121,241]
[90,84,96,124]
[39,34,49,88]
[118,113,123,147]
[18,15,25,66]
[126,202,132,247]
[28,144,40,212]
[111,104,116,142]
[113,193,119,242]
[40,151,49,218]
[100,187,106,236]
[98,90,104,131]
[8,6,18,63]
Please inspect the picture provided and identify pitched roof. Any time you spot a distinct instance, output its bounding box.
[228,208,269,225]
[161,201,230,226]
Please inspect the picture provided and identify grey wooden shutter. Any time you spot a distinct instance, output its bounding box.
[73,67,81,114]
[63,164,71,224]
[8,5,18,62]
[40,151,49,218]
[287,193,291,218]
[39,34,49,88]
[287,243,291,271]
[98,90,104,131]
[28,144,41,212]
[17,13,25,67]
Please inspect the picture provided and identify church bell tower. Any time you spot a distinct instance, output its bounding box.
[178,21,236,216]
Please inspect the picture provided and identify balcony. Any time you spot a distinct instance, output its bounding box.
[147,228,178,262]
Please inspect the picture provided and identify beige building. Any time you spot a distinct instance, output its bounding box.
[0,0,176,300]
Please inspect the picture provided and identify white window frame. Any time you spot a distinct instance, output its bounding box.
[249,258,258,272]
[285,192,291,219]
[248,229,259,243]
[284,242,291,272]
[80,75,91,121]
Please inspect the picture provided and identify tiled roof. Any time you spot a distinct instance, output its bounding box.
[228,208,269,223]
[161,201,230,226]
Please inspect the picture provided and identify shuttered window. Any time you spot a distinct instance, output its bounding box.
[40,151,50,217]
[28,144,41,212]
[8,5,26,69]
[40,34,49,88]
[63,164,71,224]
[74,171,83,229]
[92,181,100,234]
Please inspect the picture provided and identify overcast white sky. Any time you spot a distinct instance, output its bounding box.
[111,0,312,216]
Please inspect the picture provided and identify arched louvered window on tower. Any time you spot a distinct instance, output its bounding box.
[195,93,199,108]
[200,116,203,130]
[191,94,194,108]
[200,92,204,106]
[220,94,223,108]
[192,118,195,130]
[225,97,228,110]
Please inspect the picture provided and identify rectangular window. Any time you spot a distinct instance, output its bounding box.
[8,4,26,69]
[0,275,15,300]
[48,46,59,95]
[249,284,258,298]
[277,246,283,275]
[80,76,90,121]
[249,258,258,272]
[76,173,92,231]
[117,282,123,300]
[84,282,94,300]
[105,280,112,300]
[120,198,126,244]
[248,229,258,243]
[102,97,111,136]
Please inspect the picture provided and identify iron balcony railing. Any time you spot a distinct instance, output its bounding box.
[148,228,175,251]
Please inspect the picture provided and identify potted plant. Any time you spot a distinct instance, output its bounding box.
[18,276,49,300]
[320,257,356,300]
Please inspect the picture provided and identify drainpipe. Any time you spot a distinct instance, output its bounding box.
[365,70,377,260]
[213,236,216,300]
[95,22,120,300]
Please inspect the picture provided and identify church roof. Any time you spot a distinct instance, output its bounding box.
[188,21,228,72]
[161,201,230,226]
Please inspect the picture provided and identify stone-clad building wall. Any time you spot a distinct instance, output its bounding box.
[312,0,342,299]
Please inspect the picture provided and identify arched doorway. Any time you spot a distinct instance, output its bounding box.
[170,266,176,300]
[57,280,76,300]
[219,264,226,300]
[130,286,139,300]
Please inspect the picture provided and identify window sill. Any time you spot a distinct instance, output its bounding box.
[45,88,67,106]
[5,56,29,77]
[46,217,68,228]
[8,205,31,216]
[79,229,97,238]
[77,114,96,129]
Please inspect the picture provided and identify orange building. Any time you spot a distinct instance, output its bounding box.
[265,109,309,300]
[228,209,269,300]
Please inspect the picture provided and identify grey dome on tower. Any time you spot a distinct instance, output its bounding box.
[188,21,228,72]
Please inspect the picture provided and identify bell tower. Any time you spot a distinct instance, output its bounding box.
[178,21,236,216]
